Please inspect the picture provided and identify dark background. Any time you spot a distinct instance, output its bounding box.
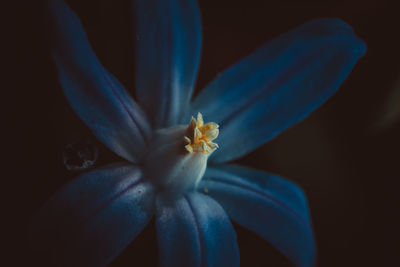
[6,0,399,266]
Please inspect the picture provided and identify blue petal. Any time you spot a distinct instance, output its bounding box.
[49,0,151,162]
[199,164,315,267]
[190,18,366,163]
[31,163,155,266]
[155,192,239,267]
[134,0,202,128]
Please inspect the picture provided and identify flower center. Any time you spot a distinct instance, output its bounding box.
[143,113,218,194]
[184,112,219,154]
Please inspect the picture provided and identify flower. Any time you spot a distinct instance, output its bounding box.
[31,0,366,266]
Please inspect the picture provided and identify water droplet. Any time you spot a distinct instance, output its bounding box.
[63,140,98,171]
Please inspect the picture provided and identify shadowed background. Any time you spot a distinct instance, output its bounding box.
[6,0,399,266]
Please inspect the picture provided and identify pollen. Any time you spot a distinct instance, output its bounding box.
[184,112,219,154]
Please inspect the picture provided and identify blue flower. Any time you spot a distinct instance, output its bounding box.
[32,0,366,266]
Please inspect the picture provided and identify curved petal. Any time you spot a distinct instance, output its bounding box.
[134,0,202,128]
[190,18,366,163]
[155,192,239,267]
[31,163,155,266]
[199,164,315,267]
[49,0,151,162]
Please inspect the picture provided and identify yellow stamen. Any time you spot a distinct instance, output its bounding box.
[184,112,219,154]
